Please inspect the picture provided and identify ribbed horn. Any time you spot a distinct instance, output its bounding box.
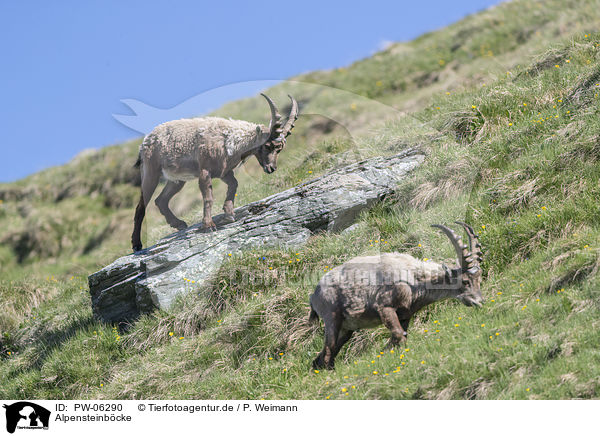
[431,224,470,271]
[455,221,483,266]
[281,95,299,140]
[260,93,282,135]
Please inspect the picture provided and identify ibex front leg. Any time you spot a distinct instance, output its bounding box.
[221,170,238,223]
[155,180,187,230]
[378,307,407,348]
[198,169,217,232]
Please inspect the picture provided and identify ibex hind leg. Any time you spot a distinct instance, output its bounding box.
[132,170,160,252]
[312,312,342,370]
[155,180,188,230]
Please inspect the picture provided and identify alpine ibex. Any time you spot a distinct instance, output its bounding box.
[131,93,298,251]
[308,222,484,369]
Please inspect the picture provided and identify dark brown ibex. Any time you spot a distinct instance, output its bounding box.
[309,222,484,369]
[131,94,298,251]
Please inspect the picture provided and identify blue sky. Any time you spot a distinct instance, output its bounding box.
[0,0,501,182]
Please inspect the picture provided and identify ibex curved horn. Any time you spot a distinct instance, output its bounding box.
[260,93,283,136]
[281,95,299,139]
[455,221,483,266]
[431,224,471,272]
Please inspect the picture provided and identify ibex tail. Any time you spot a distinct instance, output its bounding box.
[308,289,320,323]
[134,151,142,168]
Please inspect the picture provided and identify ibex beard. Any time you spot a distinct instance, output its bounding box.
[131,93,298,252]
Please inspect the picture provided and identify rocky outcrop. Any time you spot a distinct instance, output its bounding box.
[88,149,425,323]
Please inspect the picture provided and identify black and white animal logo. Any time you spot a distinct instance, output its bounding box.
[2,402,50,433]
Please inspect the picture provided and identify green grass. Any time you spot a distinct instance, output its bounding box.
[2,0,600,399]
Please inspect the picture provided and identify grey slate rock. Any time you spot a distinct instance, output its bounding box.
[88,149,425,323]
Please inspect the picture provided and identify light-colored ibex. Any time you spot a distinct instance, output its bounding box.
[309,222,484,369]
[131,94,298,251]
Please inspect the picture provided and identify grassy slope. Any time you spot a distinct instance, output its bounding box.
[2,0,600,399]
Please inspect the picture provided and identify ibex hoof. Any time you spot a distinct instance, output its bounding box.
[172,220,188,231]
[201,222,217,232]
[222,214,235,224]
[387,336,407,349]
[312,359,325,370]
[132,243,143,253]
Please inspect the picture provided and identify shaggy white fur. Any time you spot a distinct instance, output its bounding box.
[140,117,263,162]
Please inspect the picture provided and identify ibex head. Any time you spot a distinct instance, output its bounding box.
[432,222,484,307]
[255,93,299,173]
